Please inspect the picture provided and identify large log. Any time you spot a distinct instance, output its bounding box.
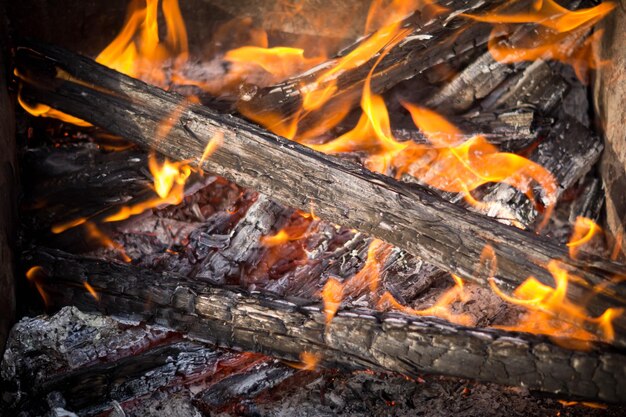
[24,248,626,403]
[0,3,17,354]
[14,39,626,344]
[594,0,626,256]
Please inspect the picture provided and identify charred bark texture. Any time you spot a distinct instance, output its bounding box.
[14,40,626,343]
[23,248,626,404]
[239,0,510,130]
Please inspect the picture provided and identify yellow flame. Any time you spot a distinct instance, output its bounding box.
[96,0,188,86]
[465,0,616,82]
[567,216,602,258]
[17,85,92,127]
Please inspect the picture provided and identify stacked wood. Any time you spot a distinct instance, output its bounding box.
[5,307,621,417]
[15,41,626,346]
[20,247,626,403]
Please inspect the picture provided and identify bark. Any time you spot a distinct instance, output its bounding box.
[0,306,249,416]
[0,4,17,354]
[14,39,626,342]
[594,0,626,255]
[482,116,603,227]
[23,248,626,404]
[238,0,511,132]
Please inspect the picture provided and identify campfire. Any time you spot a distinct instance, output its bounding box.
[1,0,625,415]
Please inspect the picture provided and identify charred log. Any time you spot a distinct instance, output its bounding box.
[238,0,511,132]
[22,247,626,404]
[14,39,626,342]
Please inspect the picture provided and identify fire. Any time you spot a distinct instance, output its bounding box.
[378,275,474,326]
[567,216,602,259]
[96,0,188,86]
[26,266,49,307]
[225,46,326,81]
[321,239,392,324]
[83,282,100,301]
[289,351,322,371]
[488,257,622,349]
[17,85,91,127]
[104,155,191,223]
[558,400,607,410]
[84,222,132,263]
[465,0,616,82]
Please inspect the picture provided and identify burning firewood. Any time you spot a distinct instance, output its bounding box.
[20,247,626,404]
[15,39,626,347]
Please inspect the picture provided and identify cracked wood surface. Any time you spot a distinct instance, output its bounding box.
[14,39,626,346]
[24,248,626,403]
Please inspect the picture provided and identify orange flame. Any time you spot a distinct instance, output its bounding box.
[465,0,616,82]
[84,222,132,263]
[96,0,188,86]
[567,216,602,259]
[321,277,345,324]
[488,256,622,349]
[17,85,92,127]
[558,400,607,410]
[321,239,392,324]
[104,155,191,223]
[26,266,49,307]
[289,351,322,371]
[225,47,326,81]
[378,274,474,326]
[83,282,101,301]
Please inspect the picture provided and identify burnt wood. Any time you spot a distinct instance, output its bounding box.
[24,247,626,404]
[14,39,626,345]
[238,0,511,132]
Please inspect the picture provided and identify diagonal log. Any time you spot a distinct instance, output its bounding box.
[25,247,626,403]
[238,0,522,132]
[14,40,626,345]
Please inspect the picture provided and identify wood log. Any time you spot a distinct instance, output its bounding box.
[0,3,17,354]
[0,305,252,416]
[24,247,626,403]
[238,0,510,132]
[594,0,626,256]
[14,39,626,344]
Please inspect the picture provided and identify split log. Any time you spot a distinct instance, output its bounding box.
[482,116,603,227]
[14,39,626,344]
[195,194,291,284]
[0,5,17,354]
[24,248,626,403]
[594,0,626,255]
